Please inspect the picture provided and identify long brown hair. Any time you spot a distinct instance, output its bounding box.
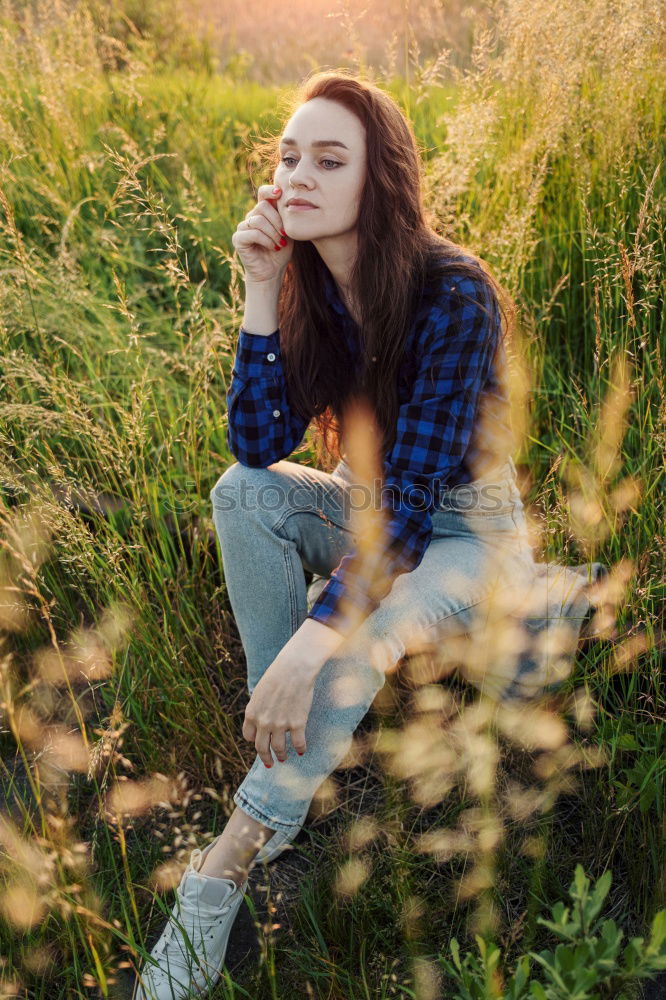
[249,70,515,472]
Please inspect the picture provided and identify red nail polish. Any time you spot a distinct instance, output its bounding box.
[280,237,287,246]
[297,751,303,756]
[280,229,286,236]
[264,761,272,768]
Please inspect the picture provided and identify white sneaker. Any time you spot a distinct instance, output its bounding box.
[133,839,248,1000]
[253,804,309,865]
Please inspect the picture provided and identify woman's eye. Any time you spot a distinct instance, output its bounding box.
[280,156,340,169]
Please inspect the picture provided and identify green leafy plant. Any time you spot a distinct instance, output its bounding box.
[611,725,665,817]
[440,865,666,999]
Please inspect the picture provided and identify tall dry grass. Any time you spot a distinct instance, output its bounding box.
[199,0,491,85]
[0,0,664,995]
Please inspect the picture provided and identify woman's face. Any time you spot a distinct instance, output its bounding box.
[273,97,367,243]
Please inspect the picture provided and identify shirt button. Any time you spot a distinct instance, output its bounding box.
[272,409,281,418]
[267,353,276,362]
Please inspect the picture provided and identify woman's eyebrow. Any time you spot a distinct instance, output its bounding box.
[280,137,349,150]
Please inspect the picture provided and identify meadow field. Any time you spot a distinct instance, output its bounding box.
[0,0,664,996]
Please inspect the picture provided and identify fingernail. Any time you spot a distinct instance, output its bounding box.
[280,229,286,236]
[274,245,281,251]
[264,761,272,768]
[280,237,287,246]
[272,186,281,194]
[297,751,303,756]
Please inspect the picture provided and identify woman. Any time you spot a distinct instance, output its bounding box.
[134,71,539,1000]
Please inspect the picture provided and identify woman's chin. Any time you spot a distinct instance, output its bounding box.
[285,232,320,242]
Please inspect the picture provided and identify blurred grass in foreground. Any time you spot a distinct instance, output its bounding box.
[0,0,664,995]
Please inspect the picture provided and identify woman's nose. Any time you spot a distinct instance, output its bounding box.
[287,159,315,187]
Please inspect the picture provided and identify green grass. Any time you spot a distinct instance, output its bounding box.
[0,1,664,996]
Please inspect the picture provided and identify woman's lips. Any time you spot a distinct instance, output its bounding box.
[285,204,318,211]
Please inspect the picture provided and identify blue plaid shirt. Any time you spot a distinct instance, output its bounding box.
[226,259,511,638]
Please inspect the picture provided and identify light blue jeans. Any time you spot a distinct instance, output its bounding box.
[209,455,536,834]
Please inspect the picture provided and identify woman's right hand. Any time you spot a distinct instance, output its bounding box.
[231,184,293,284]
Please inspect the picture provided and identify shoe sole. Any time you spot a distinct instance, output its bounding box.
[132,952,234,1000]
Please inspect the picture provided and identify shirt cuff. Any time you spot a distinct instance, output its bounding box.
[305,607,356,639]
[234,326,282,379]
[306,579,378,639]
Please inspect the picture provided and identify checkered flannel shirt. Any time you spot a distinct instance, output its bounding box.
[226,261,508,638]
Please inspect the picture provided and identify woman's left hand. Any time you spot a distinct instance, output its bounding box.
[242,618,345,766]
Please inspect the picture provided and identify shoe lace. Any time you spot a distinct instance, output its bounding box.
[151,896,234,959]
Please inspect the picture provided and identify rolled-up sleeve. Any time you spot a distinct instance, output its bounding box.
[226,327,311,468]
[306,274,501,638]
